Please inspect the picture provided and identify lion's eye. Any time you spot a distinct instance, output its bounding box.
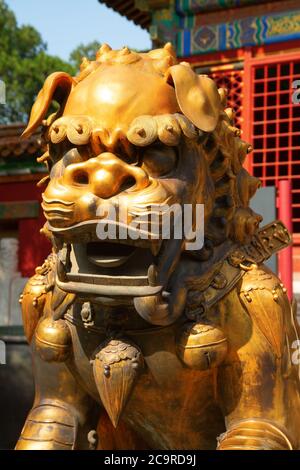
[62,148,88,166]
[49,143,90,165]
[50,148,88,179]
[141,145,177,177]
[49,141,72,164]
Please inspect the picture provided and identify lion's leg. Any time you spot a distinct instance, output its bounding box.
[15,340,98,450]
[216,265,300,450]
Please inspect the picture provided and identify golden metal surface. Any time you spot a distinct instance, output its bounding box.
[16,43,300,450]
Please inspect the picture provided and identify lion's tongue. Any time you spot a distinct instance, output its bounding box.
[86,242,137,268]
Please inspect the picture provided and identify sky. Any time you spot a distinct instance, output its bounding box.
[6,0,151,60]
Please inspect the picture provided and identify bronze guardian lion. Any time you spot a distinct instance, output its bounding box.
[16,44,300,450]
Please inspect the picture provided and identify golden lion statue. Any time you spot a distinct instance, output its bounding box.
[16,43,300,450]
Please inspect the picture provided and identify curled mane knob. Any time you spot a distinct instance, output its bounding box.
[156,115,181,146]
[127,115,157,146]
[35,317,72,362]
[176,321,228,370]
[67,116,93,145]
[49,117,68,144]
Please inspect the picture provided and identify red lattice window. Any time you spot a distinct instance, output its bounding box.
[246,54,300,233]
[209,68,244,129]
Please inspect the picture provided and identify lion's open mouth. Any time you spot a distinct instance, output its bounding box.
[68,240,154,284]
[54,236,164,299]
[57,240,162,298]
[49,219,183,299]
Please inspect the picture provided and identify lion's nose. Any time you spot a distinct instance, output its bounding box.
[63,152,149,199]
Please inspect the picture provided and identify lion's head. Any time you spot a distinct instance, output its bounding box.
[23,43,261,325]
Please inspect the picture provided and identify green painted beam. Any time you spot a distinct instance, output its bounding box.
[0,201,39,220]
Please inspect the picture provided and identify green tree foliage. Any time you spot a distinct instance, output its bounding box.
[0,0,144,125]
[0,0,75,123]
[69,40,102,70]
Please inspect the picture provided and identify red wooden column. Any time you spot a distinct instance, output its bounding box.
[241,48,253,174]
[278,179,293,299]
[19,215,51,277]
[0,180,51,277]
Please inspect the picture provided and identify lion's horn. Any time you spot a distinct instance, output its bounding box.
[22,72,74,139]
[166,64,222,133]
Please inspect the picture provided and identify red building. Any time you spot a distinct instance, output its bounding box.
[0,124,50,279]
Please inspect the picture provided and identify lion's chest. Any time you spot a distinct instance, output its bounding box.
[68,318,225,449]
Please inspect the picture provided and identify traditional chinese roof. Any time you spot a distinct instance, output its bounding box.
[99,0,151,29]
[0,124,41,159]
[0,124,45,179]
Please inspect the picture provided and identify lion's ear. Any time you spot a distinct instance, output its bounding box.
[22,72,74,138]
[166,64,221,132]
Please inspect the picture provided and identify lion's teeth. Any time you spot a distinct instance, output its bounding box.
[57,259,67,281]
[148,264,158,286]
[150,240,162,257]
